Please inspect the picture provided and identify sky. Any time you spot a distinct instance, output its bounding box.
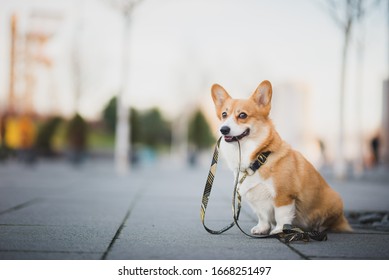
[0,0,388,147]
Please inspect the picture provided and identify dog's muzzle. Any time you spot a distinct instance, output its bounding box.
[222,128,250,142]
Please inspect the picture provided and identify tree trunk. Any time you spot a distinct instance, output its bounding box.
[115,16,131,174]
[335,20,352,179]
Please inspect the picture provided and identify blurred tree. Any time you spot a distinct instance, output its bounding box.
[102,96,142,146]
[102,97,171,149]
[66,114,88,164]
[0,113,11,161]
[67,114,88,150]
[130,107,141,145]
[102,96,117,132]
[35,116,63,157]
[140,108,171,149]
[188,109,215,150]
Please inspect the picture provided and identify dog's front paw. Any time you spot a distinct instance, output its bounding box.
[251,224,270,235]
[270,227,283,235]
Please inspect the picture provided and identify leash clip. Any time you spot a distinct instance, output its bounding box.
[239,171,248,184]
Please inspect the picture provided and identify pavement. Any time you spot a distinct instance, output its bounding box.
[0,157,388,260]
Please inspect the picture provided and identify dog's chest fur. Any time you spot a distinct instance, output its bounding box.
[220,139,276,201]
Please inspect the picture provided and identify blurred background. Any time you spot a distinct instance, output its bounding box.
[0,0,388,179]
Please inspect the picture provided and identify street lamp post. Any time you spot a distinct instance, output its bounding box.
[115,13,131,174]
[109,0,142,174]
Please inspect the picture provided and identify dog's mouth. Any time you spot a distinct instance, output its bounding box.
[224,128,250,143]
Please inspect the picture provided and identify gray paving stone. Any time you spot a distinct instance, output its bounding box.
[0,252,101,260]
[106,219,303,260]
[0,195,132,226]
[0,160,388,260]
[327,178,389,212]
[0,224,112,253]
[104,169,302,260]
[290,232,389,259]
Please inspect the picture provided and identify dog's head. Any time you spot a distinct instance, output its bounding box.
[211,80,272,143]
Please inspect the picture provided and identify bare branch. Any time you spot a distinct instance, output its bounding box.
[316,0,347,29]
[104,0,143,16]
[319,0,383,31]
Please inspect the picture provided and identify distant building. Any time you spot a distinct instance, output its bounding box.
[270,82,317,164]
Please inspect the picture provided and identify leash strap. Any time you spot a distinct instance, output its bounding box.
[201,137,328,242]
[200,137,236,234]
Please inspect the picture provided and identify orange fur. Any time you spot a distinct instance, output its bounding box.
[211,80,352,233]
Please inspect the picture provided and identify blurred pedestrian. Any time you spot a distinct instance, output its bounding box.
[370,134,380,166]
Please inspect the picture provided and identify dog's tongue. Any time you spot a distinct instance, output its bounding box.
[223,129,250,143]
[224,135,236,142]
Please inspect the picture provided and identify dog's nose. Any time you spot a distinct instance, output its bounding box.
[220,126,230,135]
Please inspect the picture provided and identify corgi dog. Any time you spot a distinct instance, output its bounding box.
[211,80,352,235]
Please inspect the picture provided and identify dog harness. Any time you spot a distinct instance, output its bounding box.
[200,137,328,242]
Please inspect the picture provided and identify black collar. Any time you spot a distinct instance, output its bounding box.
[248,151,271,174]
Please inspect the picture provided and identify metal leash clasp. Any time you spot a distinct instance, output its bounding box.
[257,153,267,165]
[239,171,248,184]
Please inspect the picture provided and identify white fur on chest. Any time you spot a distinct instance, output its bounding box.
[239,172,276,199]
[220,138,258,172]
[220,138,276,200]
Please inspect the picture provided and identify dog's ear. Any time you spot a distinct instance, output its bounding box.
[211,84,231,118]
[251,80,272,116]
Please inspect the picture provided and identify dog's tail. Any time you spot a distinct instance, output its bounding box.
[331,214,353,232]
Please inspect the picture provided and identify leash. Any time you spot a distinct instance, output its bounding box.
[200,137,328,243]
[200,137,236,234]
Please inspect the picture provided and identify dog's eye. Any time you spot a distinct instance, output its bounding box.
[222,112,227,119]
[238,112,247,119]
